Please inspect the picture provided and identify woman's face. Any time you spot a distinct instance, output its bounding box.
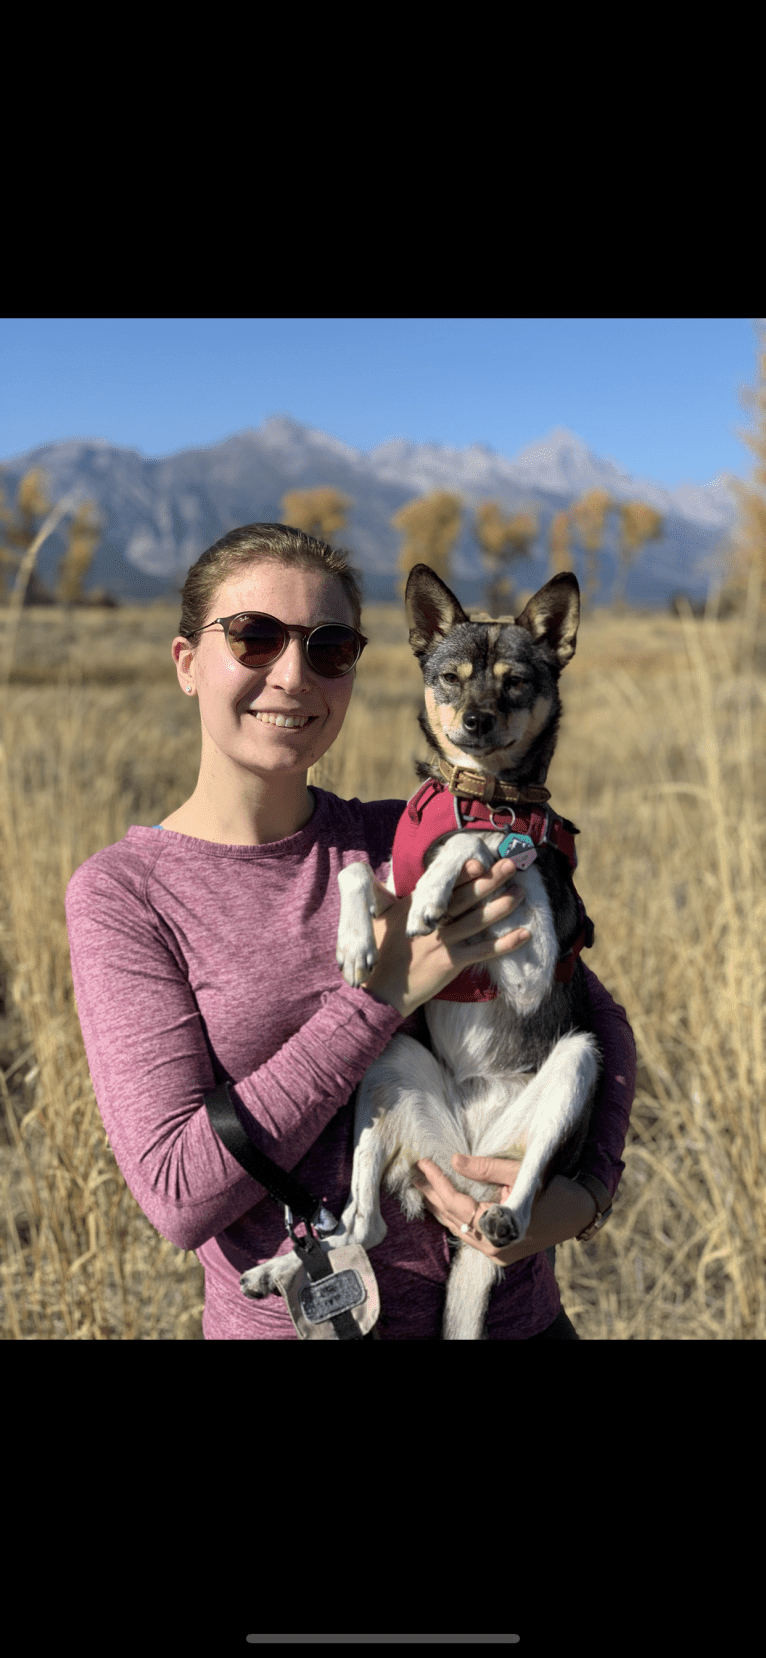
[173,562,358,782]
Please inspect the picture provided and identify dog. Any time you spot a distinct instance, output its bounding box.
[241,564,601,1340]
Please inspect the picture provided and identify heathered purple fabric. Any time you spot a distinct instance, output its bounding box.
[65,787,635,1340]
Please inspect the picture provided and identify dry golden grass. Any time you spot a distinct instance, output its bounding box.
[1,586,765,1339]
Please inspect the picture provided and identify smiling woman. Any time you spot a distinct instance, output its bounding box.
[64,522,635,1340]
[161,539,363,845]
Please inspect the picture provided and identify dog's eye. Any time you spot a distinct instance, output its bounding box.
[441,672,460,685]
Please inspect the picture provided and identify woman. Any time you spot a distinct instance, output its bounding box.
[65,524,635,1340]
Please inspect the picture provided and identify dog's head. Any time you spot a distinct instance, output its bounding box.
[405,564,580,782]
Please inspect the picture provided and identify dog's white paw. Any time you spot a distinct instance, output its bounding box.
[337,864,381,985]
[336,926,380,987]
[406,838,497,936]
[240,1255,297,1299]
[406,880,455,935]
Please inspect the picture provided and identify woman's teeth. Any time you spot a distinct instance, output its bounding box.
[251,711,313,728]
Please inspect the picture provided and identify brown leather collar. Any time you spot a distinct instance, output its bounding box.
[437,759,551,806]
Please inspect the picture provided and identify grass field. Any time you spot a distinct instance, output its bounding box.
[1,587,764,1339]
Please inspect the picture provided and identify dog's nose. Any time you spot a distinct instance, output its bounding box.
[462,709,495,738]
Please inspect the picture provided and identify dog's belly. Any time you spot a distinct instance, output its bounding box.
[348,1034,537,1226]
[426,994,538,1087]
[436,1070,533,1166]
[357,1019,535,1174]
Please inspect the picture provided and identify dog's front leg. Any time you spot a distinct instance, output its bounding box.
[240,1249,304,1300]
[240,1220,355,1301]
[337,861,395,986]
[407,832,501,935]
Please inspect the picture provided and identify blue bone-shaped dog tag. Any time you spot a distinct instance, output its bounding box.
[496,832,537,870]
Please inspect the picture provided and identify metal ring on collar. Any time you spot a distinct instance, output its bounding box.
[489,806,516,829]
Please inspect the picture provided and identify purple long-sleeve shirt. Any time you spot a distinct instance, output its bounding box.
[65,787,635,1340]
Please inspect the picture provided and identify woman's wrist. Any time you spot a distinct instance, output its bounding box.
[497,1176,598,1265]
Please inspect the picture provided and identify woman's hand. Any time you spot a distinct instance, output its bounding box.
[361,857,530,1018]
[413,1153,524,1266]
[412,1154,598,1265]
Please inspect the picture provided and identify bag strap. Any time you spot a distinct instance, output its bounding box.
[203,1081,337,1233]
[204,1080,371,1341]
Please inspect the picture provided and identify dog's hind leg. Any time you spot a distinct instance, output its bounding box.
[340,1034,471,1250]
[478,1030,601,1247]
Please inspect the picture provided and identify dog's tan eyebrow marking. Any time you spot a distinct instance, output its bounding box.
[493,660,513,678]
[455,662,473,680]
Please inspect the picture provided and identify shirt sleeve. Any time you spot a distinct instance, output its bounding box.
[578,963,636,1202]
[65,860,404,1254]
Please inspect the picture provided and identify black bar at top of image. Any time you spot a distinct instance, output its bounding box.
[245,1638,520,1645]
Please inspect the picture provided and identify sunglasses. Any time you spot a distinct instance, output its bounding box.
[193,611,368,679]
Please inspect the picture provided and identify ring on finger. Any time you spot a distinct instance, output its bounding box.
[460,1204,481,1236]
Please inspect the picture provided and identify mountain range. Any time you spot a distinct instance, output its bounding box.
[0,416,743,609]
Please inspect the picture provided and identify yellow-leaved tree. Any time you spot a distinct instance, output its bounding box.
[0,466,53,603]
[568,488,613,611]
[279,487,353,542]
[613,501,663,610]
[56,500,103,606]
[473,501,537,616]
[548,489,664,611]
[391,491,463,599]
[725,325,766,613]
[549,509,573,577]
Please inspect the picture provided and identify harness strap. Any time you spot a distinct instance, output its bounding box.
[455,793,578,872]
[555,913,595,982]
[452,788,594,985]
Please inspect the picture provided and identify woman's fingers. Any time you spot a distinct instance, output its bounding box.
[441,876,526,941]
[361,855,530,1016]
[458,919,531,960]
[446,857,518,917]
[439,874,531,961]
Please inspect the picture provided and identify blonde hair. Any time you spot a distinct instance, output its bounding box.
[178,522,363,642]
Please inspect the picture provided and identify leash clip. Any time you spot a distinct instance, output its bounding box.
[283,1212,382,1338]
[285,1203,339,1241]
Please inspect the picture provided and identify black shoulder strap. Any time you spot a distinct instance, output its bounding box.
[203,1081,330,1229]
[204,1081,372,1340]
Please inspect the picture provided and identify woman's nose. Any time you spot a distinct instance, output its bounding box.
[268,637,311,690]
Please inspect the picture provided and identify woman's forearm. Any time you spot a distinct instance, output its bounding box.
[499,1175,597,1265]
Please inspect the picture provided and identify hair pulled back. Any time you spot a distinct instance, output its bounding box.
[178,523,363,643]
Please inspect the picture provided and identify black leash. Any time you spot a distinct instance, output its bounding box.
[203,1081,376,1341]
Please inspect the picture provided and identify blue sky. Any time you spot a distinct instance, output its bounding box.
[0,317,762,490]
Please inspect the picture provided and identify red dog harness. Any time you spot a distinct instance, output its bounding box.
[390,778,593,1002]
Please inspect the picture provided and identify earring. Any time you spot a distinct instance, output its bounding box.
[186,685,193,693]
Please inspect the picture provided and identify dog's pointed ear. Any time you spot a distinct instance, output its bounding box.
[405,564,471,655]
[515,572,580,668]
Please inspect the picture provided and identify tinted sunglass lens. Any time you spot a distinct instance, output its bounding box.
[227,617,285,665]
[307,626,359,676]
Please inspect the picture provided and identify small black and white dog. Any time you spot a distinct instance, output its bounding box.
[242,564,601,1339]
